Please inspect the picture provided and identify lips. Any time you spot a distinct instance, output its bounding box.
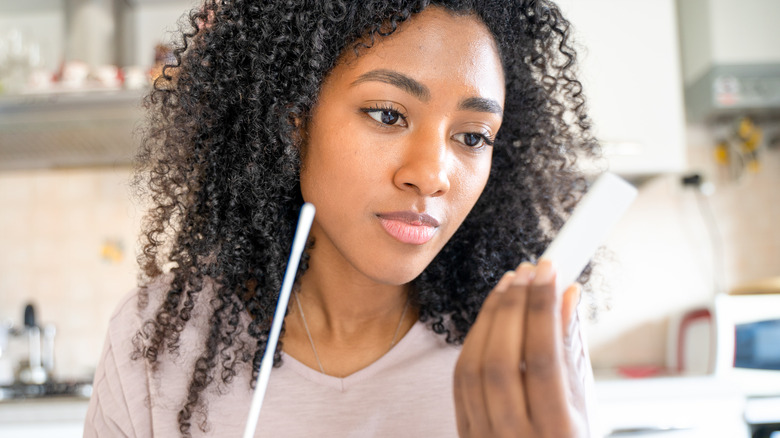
[376,211,440,245]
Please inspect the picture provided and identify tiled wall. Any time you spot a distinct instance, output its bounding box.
[585,122,780,370]
[0,124,778,380]
[0,167,140,381]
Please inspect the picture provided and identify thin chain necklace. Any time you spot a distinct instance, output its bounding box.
[292,290,410,375]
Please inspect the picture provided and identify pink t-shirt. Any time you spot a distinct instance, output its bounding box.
[84,281,596,437]
[83,286,461,437]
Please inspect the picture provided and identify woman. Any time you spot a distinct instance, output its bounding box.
[85,0,598,437]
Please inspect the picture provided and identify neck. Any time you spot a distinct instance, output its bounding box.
[282,237,419,377]
[295,251,412,343]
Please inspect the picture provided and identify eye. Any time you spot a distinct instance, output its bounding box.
[361,106,408,127]
[453,132,495,149]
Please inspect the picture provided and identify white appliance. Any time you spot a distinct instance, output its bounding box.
[715,293,780,437]
[677,0,780,121]
[713,293,780,396]
[671,287,780,437]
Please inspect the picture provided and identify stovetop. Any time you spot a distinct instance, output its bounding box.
[0,381,92,401]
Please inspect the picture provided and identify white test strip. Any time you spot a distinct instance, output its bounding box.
[541,172,637,297]
[243,202,316,438]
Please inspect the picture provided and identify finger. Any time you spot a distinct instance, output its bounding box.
[481,263,535,436]
[561,283,581,347]
[494,269,520,294]
[560,283,587,414]
[563,310,590,424]
[523,259,572,433]
[454,270,516,437]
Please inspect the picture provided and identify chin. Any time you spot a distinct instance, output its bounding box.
[367,260,430,286]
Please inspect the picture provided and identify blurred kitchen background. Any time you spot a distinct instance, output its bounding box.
[1,0,779,436]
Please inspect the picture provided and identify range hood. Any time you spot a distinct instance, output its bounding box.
[685,63,780,122]
[678,0,780,122]
[0,0,189,170]
[0,90,144,170]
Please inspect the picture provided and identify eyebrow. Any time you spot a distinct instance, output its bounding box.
[351,68,504,115]
[352,69,431,101]
[458,97,503,116]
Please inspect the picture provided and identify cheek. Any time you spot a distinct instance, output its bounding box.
[453,153,492,209]
[299,128,383,209]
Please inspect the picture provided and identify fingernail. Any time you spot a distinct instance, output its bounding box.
[513,263,535,285]
[495,271,516,293]
[534,258,555,284]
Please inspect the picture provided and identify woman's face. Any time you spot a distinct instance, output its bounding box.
[300,7,505,286]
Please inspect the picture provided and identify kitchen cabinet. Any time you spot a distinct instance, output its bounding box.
[595,376,749,437]
[678,0,780,121]
[677,0,780,85]
[0,398,89,438]
[555,0,687,178]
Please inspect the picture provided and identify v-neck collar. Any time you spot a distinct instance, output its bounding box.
[280,321,425,392]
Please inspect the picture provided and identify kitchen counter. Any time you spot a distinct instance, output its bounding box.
[0,397,89,438]
[745,396,780,425]
[595,375,750,437]
[0,375,757,438]
[0,381,92,438]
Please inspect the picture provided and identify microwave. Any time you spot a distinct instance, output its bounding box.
[671,291,780,435]
[713,293,780,397]
[671,292,780,393]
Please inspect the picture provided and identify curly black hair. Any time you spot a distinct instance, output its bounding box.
[131,0,598,435]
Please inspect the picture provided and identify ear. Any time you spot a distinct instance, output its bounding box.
[289,113,308,150]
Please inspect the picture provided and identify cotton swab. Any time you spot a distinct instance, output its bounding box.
[243,202,315,438]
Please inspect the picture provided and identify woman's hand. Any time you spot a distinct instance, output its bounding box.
[453,259,589,437]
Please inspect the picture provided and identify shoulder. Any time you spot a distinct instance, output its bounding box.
[106,287,147,340]
[108,273,217,335]
[100,275,172,346]
[85,274,220,436]
[84,285,152,436]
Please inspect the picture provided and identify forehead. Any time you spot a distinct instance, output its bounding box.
[330,7,505,103]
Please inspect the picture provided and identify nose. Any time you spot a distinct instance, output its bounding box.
[393,128,451,197]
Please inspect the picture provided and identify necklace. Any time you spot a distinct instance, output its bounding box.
[292,290,410,375]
